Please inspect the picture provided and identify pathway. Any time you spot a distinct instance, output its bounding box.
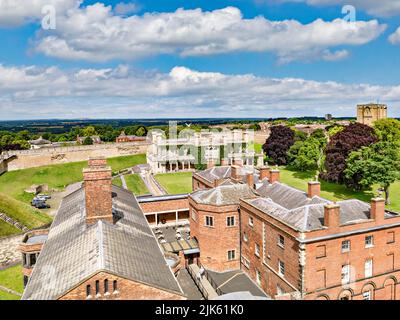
[0,235,24,267]
[120,175,128,189]
[140,172,167,196]
[187,264,218,300]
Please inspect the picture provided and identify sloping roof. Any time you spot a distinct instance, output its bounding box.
[256,181,328,210]
[22,185,183,300]
[195,166,260,185]
[245,195,398,232]
[29,136,51,145]
[190,184,258,206]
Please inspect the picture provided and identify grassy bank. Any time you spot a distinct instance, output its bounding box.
[0,265,23,300]
[124,174,149,195]
[155,172,193,194]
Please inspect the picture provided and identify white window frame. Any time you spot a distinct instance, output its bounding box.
[256,269,262,285]
[243,232,248,243]
[241,256,250,269]
[365,259,373,278]
[363,290,372,300]
[205,216,214,227]
[278,235,285,248]
[227,250,236,261]
[255,243,260,257]
[341,264,350,284]
[249,216,254,227]
[227,216,235,227]
[365,235,374,248]
[341,240,350,253]
[278,260,285,277]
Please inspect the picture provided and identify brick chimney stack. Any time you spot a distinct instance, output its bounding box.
[221,158,229,166]
[231,165,241,182]
[207,159,215,169]
[269,169,280,184]
[246,173,255,188]
[259,166,270,181]
[370,197,385,223]
[83,157,113,225]
[324,203,340,229]
[307,181,321,198]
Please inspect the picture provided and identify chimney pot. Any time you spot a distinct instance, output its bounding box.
[259,166,270,181]
[246,173,255,188]
[231,165,241,181]
[269,169,280,184]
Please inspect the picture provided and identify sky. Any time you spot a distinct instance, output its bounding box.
[1,0,400,120]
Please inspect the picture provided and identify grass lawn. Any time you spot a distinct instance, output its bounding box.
[155,172,193,194]
[0,220,21,237]
[112,177,123,187]
[0,193,52,230]
[279,167,400,212]
[0,154,146,204]
[0,265,23,294]
[0,290,20,300]
[124,174,149,195]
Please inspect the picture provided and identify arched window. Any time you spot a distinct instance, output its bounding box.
[104,279,109,294]
[113,280,118,292]
[86,285,91,297]
[95,280,100,295]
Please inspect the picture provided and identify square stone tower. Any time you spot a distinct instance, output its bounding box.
[357,103,387,126]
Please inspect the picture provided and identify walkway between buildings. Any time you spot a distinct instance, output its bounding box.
[120,175,128,189]
[187,264,218,300]
[140,172,167,196]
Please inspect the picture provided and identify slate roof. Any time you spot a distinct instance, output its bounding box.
[190,184,258,206]
[22,185,183,300]
[246,192,399,232]
[195,166,260,185]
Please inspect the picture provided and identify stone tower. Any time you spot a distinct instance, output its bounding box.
[357,103,387,126]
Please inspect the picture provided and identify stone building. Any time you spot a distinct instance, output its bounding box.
[21,157,185,300]
[116,131,147,143]
[147,129,263,174]
[357,103,387,126]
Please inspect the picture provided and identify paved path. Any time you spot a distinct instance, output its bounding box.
[188,264,218,300]
[177,269,203,300]
[0,235,23,267]
[140,172,167,196]
[120,175,128,189]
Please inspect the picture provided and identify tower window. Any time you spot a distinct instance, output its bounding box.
[95,280,100,295]
[113,280,118,292]
[86,285,91,298]
[104,279,109,294]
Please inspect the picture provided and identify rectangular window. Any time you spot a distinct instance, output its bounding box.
[388,253,395,271]
[341,264,350,284]
[249,216,254,227]
[341,240,350,253]
[255,243,260,257]
[278,235,285,248]
[227,216,235,227]
[316,269,326,289]
[316,245,326,258]
[104,279,109,294]
[227,250,236,261]
[365,235,374,248]
[278,260,285,277]
[365,259,373,278]
[205,216,214,227]
[86,285,91,298]
[113,280,118,293]
[277,286,285,296]
[241,257,250,269]
[243,233,248,243]
[95,280,100,295]
[387,231,395,244]
[256,270,262,285]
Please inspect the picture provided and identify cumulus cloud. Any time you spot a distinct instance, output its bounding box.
[389,27,400,45]
[1,64,399,119]
[0,0,79,27]
[266,0,400,17]
[114,2,141,15]
[33,5,386,64]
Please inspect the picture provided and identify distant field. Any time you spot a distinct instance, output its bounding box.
[155,172,193,194]
[124,174,149,195]
[279,167,400,212]
[0,154,146,204]
[0,265,23,300]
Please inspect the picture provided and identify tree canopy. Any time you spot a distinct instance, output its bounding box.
[263,125,295,165]
[374,118,400,143]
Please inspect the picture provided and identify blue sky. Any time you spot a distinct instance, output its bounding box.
[1,0,400,119]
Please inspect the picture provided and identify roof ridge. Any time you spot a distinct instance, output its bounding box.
[97,221,105,270]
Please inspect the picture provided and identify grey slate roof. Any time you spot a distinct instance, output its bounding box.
[195,166,260,185]
[190,184,258,206]
[22,185,183,300]
[246,193,398,232]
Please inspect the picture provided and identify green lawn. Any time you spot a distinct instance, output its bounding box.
[279,167,400,212]
[0,154,146,204]
[112,177,123,187]
[155,172,193,194]
[0,220,21,237]
[0,265,23,295]
[0,290,20,300]
[124,174,149,195]
[0,193,52,230]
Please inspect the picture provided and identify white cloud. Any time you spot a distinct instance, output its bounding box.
[389,27,400,45]
[114,2,140,15]
[0,0,79,27]
[33,5,386,63]
[267,0,400,17]
[1,64,399,119]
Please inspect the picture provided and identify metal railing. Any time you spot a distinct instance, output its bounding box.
[196,260,225,296]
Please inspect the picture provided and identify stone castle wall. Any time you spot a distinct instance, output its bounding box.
[3,142,150,171]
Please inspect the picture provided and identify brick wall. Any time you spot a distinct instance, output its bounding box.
[189,198,240,272]
[140,198,189,214]
[60,271,185,300]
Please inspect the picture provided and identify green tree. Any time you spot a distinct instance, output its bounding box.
[135,126,146,137]
[82,136,94,145]
[288,135,326,172]
[82,126,97,137]
[374,118,400,142]
[344,142,400,204]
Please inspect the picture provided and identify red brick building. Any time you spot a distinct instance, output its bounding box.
[116,131,147,143]
[21,157,185,300]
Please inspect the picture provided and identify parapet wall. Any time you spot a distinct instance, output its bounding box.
[3,142,150,171]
